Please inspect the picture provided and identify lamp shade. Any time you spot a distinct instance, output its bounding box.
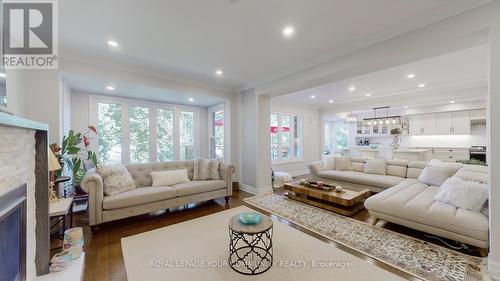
[48,148,62,172]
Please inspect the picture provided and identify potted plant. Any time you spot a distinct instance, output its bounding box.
[50,126,99,189]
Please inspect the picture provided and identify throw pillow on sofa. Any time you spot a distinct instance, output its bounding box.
[364,159,386,175]
[428,159,463,174]
[151,169,190,186]
[193,158,221,180]
[322,155,335,170]
[417,165,453,186]
[334,157,353,171]
[98,164,136,196]
[434,177,489,212]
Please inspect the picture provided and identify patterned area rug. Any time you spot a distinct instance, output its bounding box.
[244,194,487,281]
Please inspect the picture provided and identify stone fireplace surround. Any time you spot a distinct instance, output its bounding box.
[0,112,50,279]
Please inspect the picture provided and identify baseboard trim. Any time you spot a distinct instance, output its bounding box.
[239,184,257,195]
[488,257,500,281]
[239,184,273,195]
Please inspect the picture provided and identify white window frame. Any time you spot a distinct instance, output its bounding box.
[271,111,303,164]
[89,95,200,164]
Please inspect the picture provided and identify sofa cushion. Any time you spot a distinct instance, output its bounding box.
[151,169,190,186]
[317,170,404,189]
[406,161,427,179]
[98,164,136,196]
[127,161,194,188]
[193,159,221,180]
[418,166,454,186]
[172,180,226,197]
[364,180,489,241]
[364,159,386,175]
[434,177,489,212]
[103,185,177,210]
[335,157,353,171]
[386,160,409,177]
[454,166,488,184]
[322,155,335,170]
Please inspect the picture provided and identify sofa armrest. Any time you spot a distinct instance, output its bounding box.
[81,169,104,226]
[308,161,324,176]
[219,163,235,196]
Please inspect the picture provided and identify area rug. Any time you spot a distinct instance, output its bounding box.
[121,206,407,281]
[244,194,487,281]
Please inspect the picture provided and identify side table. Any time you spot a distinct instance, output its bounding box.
[228,214,273,275]
[49,197,74,250]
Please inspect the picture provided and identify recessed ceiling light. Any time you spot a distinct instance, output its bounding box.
[349,86,356,91]
[329,99,334,104]
[106,86,115,91]
[450,100,456,104]
[310,95,316,99]
[215,69,223,76]
[0,73,6,78]
[188,98,194,102]
[365,93,372,97]
[407,74,416,79]
[404,106,408,109]
[107,40,119,47]
[418,83,426,88]
[282,26,295,38]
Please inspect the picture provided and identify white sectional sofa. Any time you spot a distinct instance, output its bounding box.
[308,157,489,250]
[82,160,235,227]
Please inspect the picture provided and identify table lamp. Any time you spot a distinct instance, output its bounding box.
[48,148,62,203]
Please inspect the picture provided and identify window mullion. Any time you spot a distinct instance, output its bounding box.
[173,109,180,160]
[150,106,158,162]
[122,103,130,164]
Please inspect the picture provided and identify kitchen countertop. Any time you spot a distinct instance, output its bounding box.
[393,149,430,153]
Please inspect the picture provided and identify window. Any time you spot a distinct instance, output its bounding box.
[324,121,349,154]
[180,111,195,160]
[97,103,122,164]
[210,109,224,159]
[129,106,150,163]
[92,96,198,164]
[271,112,302,162]
[157,109,174,161]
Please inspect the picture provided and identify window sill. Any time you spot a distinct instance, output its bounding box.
[272,159,304,165]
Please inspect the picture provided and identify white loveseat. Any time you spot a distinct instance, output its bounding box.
[308,158,489,249]
[82,160,235,227]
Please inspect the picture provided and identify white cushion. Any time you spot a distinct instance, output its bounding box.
[172,180,227,197]
[364,159,386,175]
[322,155,335,170]
[193,158,221,180]
[417,166,453,187]
[428,159,463,174]
[434,177,489,213]
[317,170,404,189]
[98,164,136,196]
[151,169,190,187]
[103,185,177,210]
[334,157,353,171]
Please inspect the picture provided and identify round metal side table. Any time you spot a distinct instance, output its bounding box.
[228,214,273,275]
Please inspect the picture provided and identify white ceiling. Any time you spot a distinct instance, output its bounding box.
[59,0,491,92]
[273,45,489,110]
[63,74,226,107]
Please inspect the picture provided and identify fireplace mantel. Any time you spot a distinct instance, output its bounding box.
[0,111,50,277]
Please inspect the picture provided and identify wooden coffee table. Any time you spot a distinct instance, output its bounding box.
[284,181,370,216]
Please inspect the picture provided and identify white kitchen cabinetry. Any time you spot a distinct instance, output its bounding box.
[409,110,471,135]
[433,148,470,162]
[451,111,471,134]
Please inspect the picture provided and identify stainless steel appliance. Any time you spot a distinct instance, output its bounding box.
[470,146,487,163]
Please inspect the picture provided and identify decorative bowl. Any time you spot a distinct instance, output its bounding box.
[239,212,262,225]
[369,144,379,150]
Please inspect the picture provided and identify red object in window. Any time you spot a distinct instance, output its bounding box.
[270,126,289,133]
[214,120,224,126]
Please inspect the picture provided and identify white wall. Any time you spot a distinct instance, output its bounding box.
[271,102,321,176]
[61,82,72,136]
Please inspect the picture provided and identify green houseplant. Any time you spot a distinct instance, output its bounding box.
[50,126,99,188]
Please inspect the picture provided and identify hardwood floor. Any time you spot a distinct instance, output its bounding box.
[50,188,482,281]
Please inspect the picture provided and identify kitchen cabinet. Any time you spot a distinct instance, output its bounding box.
[409,115,423,135]
[433,148,470,162]
[451,111,471,134]
[408,110,471,135]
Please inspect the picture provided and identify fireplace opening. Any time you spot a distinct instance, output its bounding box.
[0,184,27,281]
